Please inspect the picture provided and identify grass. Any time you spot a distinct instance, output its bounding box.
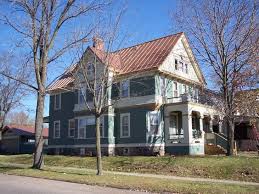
[0,154,258,183]
[0,164,258,194]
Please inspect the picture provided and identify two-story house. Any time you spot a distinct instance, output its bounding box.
[47,32,224,156]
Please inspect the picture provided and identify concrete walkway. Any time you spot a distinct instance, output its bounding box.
[1,162,259,187]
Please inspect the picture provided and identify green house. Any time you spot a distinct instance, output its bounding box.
[47,32,226,156]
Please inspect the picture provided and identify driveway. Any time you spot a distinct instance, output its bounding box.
[0,174,149,194]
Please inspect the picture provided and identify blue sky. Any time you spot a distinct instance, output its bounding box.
[0,0,192,118]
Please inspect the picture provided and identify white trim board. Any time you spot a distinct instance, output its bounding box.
[48,143,165,149]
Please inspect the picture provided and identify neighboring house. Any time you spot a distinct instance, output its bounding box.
[235,89,259,151]
[0,125,48,154]
[47,32,229,156]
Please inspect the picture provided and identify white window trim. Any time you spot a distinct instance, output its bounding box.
[68,119,75,138]
[54,94,61,110]
[54,120,60,139]
[120,80,130,98]
[120,113,130,138]
[173,82,178,97]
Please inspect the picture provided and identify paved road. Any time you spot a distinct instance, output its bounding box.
[0,174,149,194]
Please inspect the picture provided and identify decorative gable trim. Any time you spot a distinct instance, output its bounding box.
[180,34,206,85]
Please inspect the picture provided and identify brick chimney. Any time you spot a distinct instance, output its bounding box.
[93,37,104,51]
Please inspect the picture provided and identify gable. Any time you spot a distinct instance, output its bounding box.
[158,34,205,86]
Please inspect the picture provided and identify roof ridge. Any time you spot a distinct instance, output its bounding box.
[113,32,183,53]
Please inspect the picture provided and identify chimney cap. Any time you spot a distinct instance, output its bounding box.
[93,36,104,51]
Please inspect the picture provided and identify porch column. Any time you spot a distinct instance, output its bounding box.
[199,114,205,143]
[209,116,213,132]
[182,113,192,144]
[218,119,223,134]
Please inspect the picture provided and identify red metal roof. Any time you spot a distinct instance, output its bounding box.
[48,32,183,91]
[115,32,182,74]
[4,125,49,137]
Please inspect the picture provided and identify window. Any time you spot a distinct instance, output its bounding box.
[194,88,199,100]
[120,80,130,98]
[169,113,183,139]
[87,63,95,76]
[54,120,60,138]
[175,59,178,70]
[173,82,178,97]
[185,64,188,74]
[183,84,187,94]
[68,119,75,138]
[78,116,96,139]
[120,113,130,137]
[160,77,166,96]
[54,94,61,110]
[78,118,86,139]
[147,111,160,136]
[100,116,105,137]
[179,61,184,72]
[78,88,85,104]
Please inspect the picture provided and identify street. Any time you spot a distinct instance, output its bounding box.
[0,174,149,194]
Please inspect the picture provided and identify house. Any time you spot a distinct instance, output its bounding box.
[0,125,48,154]
[47,32,229,156]
[234,89,259,151]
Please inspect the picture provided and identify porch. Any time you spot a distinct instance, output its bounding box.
[164,101,224,155]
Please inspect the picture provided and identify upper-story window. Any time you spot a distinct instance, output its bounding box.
[120,113,130,137]
[173,82,179,97]
[68,119,75,138]
[185,64,188,74]
[54,120,60,138]
[54,94,61,110]
[78,88,85,104]
[87,63,95,76]
[120,80,130,98]
[175,59,178,70]
[160,77,166,97]
[179,61,184,72]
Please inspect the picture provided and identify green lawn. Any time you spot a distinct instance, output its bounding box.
[0,164,258,194]
[0,154,258,182]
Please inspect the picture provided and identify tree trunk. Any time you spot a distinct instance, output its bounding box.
[227,118,236,156]
[0,130,2,153]
[32,92,45,169]
[95,115,103,175]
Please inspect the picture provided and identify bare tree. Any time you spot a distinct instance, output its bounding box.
[70,8,125,175]
[1,0,109,169]
[6,111,34,126]
[173,0,258,155]
[0,54,28,142]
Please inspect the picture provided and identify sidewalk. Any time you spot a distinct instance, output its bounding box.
[1,162,259,186]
